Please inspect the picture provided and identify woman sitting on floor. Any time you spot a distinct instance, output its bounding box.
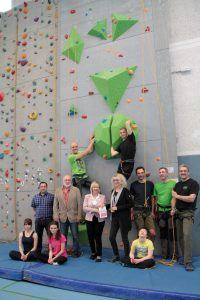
[123,228,155,269]
[38,221,67,265]
[9,218,38,261]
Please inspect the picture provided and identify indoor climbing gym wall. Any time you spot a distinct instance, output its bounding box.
[0,0,178,249]
[0,1,60,240]
[60,0,177,248]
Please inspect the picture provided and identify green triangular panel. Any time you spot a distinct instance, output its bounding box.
[88,19,107,40]
[90,65,137,112]
[62,27,84,64]
[94,115,113,159]
[112,13,138,41]
[111,114,139,150]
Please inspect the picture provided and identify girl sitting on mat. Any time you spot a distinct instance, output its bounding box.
[38,221,67,265]
[9,218,38,261]
[123,228,155,269]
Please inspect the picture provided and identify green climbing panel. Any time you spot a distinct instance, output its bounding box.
[62,27,84,64]
[112,13,138,41]
[94,114,139,160]
[90,65,137,113]
[88,18,107,40]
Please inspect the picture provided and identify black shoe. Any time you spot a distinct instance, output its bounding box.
[95,258,102,263]
[185,262,194,272]
[90,253,97,260]
[120,256,130,264]
[109,256,120,263]
[72,251,83,258]
[178,257,184,265]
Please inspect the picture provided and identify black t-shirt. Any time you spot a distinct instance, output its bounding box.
[116,132,136,160]
[130,180,154,208]
[174,178,199,210]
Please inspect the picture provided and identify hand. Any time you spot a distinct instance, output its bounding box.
[54,217,59,222]
[21,254,26,261]
[48,258,53,264]
[130,257,135,264]
[111,206,117,213]
[133,258,141,264]
[170,209,176,217]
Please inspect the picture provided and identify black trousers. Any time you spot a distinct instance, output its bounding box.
[9,250,37,261]
[117,162,134,180]
[72,178,91,196]
[35,218,52,254]
[86,217,105,256]
[126,258,155,269]
[38,253,67,265]
[109,216,130,257]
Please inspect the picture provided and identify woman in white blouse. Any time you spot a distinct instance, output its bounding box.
[83,181,106,262]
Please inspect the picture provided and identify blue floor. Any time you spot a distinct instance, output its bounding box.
[1,242,200,300]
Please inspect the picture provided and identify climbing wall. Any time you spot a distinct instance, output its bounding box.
[0,1,60,240]
[0,0,177,251]
[60,0,178,248]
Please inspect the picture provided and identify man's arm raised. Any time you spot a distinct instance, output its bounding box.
[75,138,95,160]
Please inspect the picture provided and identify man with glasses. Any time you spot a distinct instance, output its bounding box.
[53,175,82,257]
[171,164,199,271]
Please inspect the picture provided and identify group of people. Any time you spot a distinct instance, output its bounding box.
[9,121,199,272]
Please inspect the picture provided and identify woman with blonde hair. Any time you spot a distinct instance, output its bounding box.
[107,173,132,263]
[83,181,106,262]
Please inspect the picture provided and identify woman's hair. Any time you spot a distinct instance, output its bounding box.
[111,173,127,189]
[48,221,61,240]
[24,218,32,226]
[90,181,101,193]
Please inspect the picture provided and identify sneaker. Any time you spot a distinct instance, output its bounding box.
[178,257,184,265]
[95,258,102,263]
[108,256,120,263]
[185,262,194,272]
[53,262,58,265]
[120,256,130,264]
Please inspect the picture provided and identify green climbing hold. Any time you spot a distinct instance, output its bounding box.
[88,19,107,40]
[112,13,138,41]
[62,27,84,64]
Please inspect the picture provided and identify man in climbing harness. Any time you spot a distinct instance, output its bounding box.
[154,167,177,260]
[68,136,95,196]
[111,120,136,180]
[130,166,155,241]
[171,164,199,272]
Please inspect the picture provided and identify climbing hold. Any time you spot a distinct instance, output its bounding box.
[20,126,26,132]
[21,32,28,39]
[70,9,76,14]
[141,87,149,93]
[21,53,27,59]
[0,91,5,102]
[68,104,78,116]
[139,96,144,102]
[73,85,78,91]
[145,26,151,32]
[48,168,53,173]
[5,169,9,177]
[112,13,138,41]
[61,137,66,144]
[88,91,94,96]
[28,112,38,120]
[88,19,107,40]
[62,27,84,64]
[4,131,10,137]
[81,115,87,119]
[90,65,137,113]
[155,156,161,161]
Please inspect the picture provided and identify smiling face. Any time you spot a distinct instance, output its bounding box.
[91,183,100,195]
[159,168,168,182]
[70,143,78,154]
[179,166,189,182]
[39,182,47,194]
[136,168,146,182]
[63,175,71,188]
[119,128,128,140]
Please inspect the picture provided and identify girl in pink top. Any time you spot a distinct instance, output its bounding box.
[38,221,67,265]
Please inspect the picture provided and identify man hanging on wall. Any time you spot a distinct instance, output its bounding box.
[171,164,199,272]
[53,174,82,257]
[111,120,136,180]
[154,167,177,260]
[68,136,95,196]
[31,182,54,254]
[130,166,156,241]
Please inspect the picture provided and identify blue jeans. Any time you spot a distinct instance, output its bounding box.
[60,220,80,253]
